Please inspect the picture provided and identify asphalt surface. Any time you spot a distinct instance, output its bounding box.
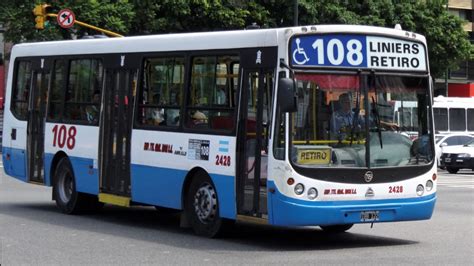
[1,167,473,265]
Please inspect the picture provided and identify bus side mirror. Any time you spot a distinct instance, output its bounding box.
[278,78,297,113]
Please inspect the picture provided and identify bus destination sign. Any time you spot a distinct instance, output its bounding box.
[290,34,427,72]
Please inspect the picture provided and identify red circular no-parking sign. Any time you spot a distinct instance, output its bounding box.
[57,9,75,29]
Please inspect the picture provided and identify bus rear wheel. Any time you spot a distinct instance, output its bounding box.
[53,158,82,214]
[185,172,224,237]
[320,224,354,233]
[53,158,103,214]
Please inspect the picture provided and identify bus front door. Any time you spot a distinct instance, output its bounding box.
[237,70,273,219]
[27,59,50,184]
[99,68,137,204]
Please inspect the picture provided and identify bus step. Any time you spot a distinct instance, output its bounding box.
[98,193,131,207]
[236,214,268,224]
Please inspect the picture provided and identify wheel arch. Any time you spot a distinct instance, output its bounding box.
[49,151,68,199]
[181,167,212,209]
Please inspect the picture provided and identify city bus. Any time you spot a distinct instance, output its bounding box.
[2,25,437,237]
[433,96,474,135]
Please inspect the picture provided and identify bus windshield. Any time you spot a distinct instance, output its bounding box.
[290,73,432,168]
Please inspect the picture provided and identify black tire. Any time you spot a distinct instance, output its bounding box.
[184,172,225,237]
[447,167,459,174]
[53,158,103,214]
[320,224,354,233]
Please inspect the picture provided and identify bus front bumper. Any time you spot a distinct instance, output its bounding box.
[267,181,436,227]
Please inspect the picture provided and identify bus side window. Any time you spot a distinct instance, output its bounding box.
[185,55,239,132]
[137,57,184,127]
[11,60,32,120]
[48,60,66,120]
[63,59,103,124]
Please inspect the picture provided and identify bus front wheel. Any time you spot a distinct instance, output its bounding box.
[320,224,354,233]
[185,172,225,237]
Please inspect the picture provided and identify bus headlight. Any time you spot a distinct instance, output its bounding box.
[426,180,434,192]
[457,153,470,158]
[307,187,318,200]
[294,183,305,195]
[416,184,424,196]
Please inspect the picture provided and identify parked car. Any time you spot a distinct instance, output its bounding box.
[435,133,474,169]
[440,138,474,174]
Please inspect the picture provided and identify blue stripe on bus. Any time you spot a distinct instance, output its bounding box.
[267,181,436,226]
[130,164,236,219]
[12,150,236,218]
[2,147,27,182]
[218,147,229,152]
[43,153,53,186]
[44,153,99,194]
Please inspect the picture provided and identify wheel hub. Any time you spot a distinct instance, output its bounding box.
[58,171,73,203]
[193,183,217,224]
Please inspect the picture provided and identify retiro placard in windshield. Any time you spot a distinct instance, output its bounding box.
[290,34,427,72]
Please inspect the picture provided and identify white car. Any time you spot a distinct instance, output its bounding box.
[435,133,474,168]
[440,139,474,174]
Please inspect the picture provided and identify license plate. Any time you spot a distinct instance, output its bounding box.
[360,211,380,222]
[445,158,451,163]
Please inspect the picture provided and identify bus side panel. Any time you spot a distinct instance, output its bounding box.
[209,173,236,219]
[131,165,186,209]
[130,165,236,219]
[44,152,99,195]
[131,130,237,219]
[44,124,100,194]
[43,153,53,186]
[69,156,99,195]
[2,146,27,181]
[2,115,27,181]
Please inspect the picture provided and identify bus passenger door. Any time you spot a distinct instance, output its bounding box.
[99,65,138,204]
[27,59,50,184]
[237,69,273,218]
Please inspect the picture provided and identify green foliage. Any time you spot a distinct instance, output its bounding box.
[0,0,134,43]
[0,0,472,78]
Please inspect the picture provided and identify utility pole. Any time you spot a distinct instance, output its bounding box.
[294,0,298,26]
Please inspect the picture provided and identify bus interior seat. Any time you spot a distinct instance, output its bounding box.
[211,116,233,130]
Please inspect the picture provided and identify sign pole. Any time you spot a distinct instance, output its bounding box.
[46,13,123,38]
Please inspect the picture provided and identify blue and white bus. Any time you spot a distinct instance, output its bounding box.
[2,24,436,237]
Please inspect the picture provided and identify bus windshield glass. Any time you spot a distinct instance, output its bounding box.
[290,73,432,168]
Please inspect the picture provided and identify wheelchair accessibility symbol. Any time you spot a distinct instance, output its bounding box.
[292,38,310,65]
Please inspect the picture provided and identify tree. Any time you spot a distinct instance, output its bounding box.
[129,0,270,35]
[1,0,471,78]
[277,0,472,78]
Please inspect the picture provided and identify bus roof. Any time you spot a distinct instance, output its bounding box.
[10,24,427,58]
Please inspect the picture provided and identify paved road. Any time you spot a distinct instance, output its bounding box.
[437,169,474,189]
[1,167,473,265]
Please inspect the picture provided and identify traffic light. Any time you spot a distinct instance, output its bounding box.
[35,15,45,30]
[33,4,50,30]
